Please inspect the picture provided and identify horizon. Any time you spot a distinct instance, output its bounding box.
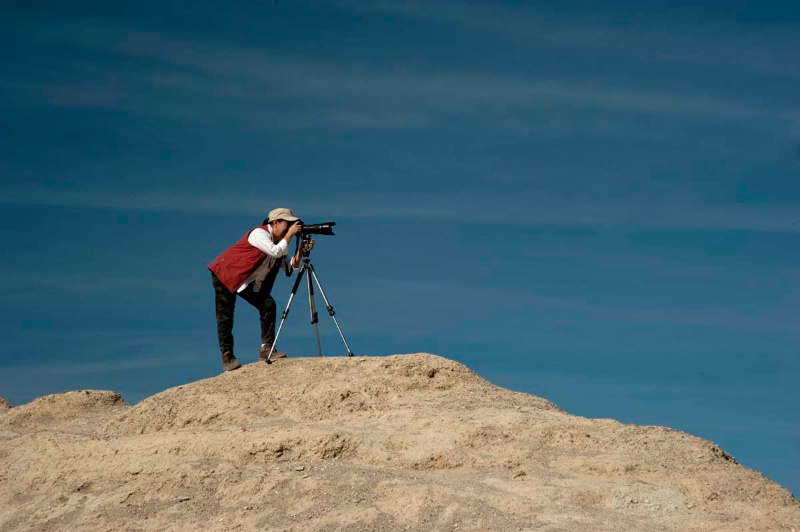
[1,0,798,496]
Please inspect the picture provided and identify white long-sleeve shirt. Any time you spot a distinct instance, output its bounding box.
[236,226,295,293]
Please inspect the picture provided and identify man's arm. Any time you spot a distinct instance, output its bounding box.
[289,247,302,269]
[247,228,288,258]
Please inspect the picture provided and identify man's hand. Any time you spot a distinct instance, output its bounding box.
[291,238,314,269]
[287,221,303,238]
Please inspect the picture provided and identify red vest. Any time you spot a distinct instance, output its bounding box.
[208,226,270,292]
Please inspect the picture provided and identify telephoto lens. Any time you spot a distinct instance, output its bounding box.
[301,221,336,236]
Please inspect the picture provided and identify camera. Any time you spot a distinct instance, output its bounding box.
[299,221,336,236]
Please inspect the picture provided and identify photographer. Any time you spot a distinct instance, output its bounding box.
[208,207,314,372]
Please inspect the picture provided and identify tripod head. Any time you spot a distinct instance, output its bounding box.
[295,234,315,258]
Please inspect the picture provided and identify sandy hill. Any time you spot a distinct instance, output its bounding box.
[0,353,797,531]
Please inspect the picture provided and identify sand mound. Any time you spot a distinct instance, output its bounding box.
[0,397,10,411]
[1,354,798,531]
[106,353,558,436]
[1,390,128,431]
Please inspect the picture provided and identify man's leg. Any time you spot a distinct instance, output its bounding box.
[211,273,241,371]
[239,286,286,359]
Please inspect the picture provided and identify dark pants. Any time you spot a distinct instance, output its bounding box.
[212,273,277,356]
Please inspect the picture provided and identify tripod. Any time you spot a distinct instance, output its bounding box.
[265,236,355,363]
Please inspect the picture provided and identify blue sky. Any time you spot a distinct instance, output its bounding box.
[1,0,799,495]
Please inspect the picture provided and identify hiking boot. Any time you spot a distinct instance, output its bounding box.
[259,344,287,361]
[221,351,241,372]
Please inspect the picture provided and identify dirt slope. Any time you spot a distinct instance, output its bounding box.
[1,353,797,531]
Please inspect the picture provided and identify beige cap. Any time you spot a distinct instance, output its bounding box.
[267,207,300,222]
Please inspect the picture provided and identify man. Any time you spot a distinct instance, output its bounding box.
[208,207,314,372]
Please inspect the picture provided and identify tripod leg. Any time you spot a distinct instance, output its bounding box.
[306,264,324,356]
[308,264,355,357]
[267,264,305,363]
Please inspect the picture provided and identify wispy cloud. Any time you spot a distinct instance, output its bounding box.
[116,30,787,122]
[0,269,200,296]
[335,0,800,81]
[0,183,331,216]
[0,353,197,375]
[10,20,799,135]
[348,272,800,335]
[1,183,798,233]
